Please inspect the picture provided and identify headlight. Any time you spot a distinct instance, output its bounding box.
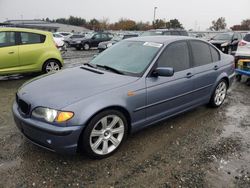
[221,42,229,47]
[32,107,74,123]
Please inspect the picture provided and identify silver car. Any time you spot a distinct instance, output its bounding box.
[13,36,235,159]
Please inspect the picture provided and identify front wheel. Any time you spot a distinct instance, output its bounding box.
[209,80,228,108]
[83,43,90,51]
[43,60,61,73]
[81,110,128,159]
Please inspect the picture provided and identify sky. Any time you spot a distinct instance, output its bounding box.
[0,0,249,30]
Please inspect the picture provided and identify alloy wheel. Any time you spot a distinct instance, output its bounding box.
[89,115,125,155]
[214,81,227,106]
[45,61,60,73]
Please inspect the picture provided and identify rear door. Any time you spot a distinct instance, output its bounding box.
[189,40,221,104]
[146,41,195,123]
[18,32,46,69]
[0,31,19,70]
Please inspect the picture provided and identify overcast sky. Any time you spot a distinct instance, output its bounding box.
[0,0,249,30]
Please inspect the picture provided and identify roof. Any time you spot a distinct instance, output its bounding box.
[127,36,193,44]
[4,20,89,32]
[0,27,51,35]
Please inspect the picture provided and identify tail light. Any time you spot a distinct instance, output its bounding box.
[238,40,247,46]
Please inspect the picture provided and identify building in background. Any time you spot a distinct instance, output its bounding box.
[1,20,89,33]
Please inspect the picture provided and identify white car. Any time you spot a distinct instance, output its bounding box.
[235,33,250,59]
[53,33,65,51]
[55,32,73,38]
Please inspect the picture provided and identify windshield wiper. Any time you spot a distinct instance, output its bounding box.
[95,64,124,75]
[83,63,96,68]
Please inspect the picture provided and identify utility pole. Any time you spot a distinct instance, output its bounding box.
[153,7,158,25]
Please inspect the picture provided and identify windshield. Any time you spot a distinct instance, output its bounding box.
[89,41,163,76]
[112,35,123,41]
[141,31,163,36]
[213,33,233,40]
[85,33,95,39]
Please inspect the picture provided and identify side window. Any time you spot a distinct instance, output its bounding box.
[157,41,190,72]
[163,31,171,35]
[101,34,108,39]
[171,31,180,36]
[190,41,212,66]
[20,32,45,44]
[0,32,15,47]
[210,46,220,62]
[94,34,101,39]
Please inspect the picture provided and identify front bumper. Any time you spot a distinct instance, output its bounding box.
[12,102,83,154]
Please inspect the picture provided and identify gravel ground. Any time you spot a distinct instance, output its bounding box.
[0,49,250,187]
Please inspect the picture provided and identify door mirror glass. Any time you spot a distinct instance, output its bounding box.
[154,67,174,77]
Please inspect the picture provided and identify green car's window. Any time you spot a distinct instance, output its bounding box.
[20,32,46,45]
[0,32,15,47]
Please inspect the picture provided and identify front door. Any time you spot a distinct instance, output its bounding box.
[0,31,19,71]
[146,41,195,123]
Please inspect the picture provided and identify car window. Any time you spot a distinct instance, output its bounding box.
[20,32,46,44]
[0,31,15,47]
[157,41,190,72]
[210,46,220,62]
[190,41,213,66]
[101,34,108,39]
[243,34,250,42]
[180,31,188,36]
[170,31,180,36]
[94,34,101,39]
[163,31,171,35]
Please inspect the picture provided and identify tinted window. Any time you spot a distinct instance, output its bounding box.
[0,32,15,47]
[94,34,101,39]
[190,41,212,66]
[171,31,180,36]
[20,32,45,44]
[158,41,190,72]
[243,34,250,42]
[210,46,220,62]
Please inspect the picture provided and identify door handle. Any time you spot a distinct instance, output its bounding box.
[186,72,193,78]
[214,65,219,70]
[8,51,15,54]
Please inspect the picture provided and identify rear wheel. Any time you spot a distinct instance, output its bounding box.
[209,80,228,108]
[43,60,61,73]
[81,110,128,159]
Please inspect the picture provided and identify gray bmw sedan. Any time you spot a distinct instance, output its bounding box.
[13,36,235,158]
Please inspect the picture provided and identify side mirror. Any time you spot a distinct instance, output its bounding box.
[153,67,174,77]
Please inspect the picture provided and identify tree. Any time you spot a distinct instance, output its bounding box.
[153,19,166,29]
[166,19,184,29]
[210,17,227,31]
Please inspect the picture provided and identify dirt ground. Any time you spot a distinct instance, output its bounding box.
[0,49,250,188]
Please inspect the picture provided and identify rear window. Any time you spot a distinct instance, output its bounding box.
[20,32,46,44]
[243,34,250,42]
[190,41,213,66]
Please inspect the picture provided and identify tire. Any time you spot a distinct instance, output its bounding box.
[43,60,61,73]
[81,110,128,159]
[209,80,228,108]
[83,43,90,51]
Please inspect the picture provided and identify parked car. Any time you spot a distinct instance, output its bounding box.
[53,33,65,50]
[235,32,250,62]
[63,34,85,47]
[72,32,113,50]
[55,32,72,38]
[13,36,235,159]
[209,32,242,54]
[0,28,63,75]
[141,29,189,36]
[98,33,138,52]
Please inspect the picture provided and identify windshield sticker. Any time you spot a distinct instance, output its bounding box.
[143,42,163,48]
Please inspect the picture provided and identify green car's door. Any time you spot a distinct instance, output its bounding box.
[18,32,46,71]
[0,31,19,71]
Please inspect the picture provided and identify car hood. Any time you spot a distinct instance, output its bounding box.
[18,67,138,109]
[209,40,229,44]
[99,40,117,45]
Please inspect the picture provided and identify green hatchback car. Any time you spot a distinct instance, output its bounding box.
[0,28,63,75]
